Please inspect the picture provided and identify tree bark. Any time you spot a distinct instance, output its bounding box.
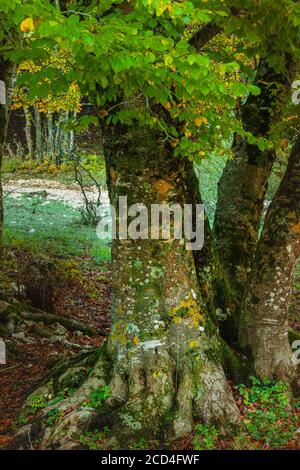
[24,107,33,159]
[98,123,240,445]
[34,107,43,161]
[19,123,241,450]
[46,111,54,159]
[214,60,294,300]
[0,57,15,243]
[239,136,300,382]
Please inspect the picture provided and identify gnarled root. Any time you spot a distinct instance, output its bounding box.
[12,324,241,450]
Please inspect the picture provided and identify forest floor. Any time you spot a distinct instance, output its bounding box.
[0,256,111,448]
[0,177,299,450]
[0,178,111,448]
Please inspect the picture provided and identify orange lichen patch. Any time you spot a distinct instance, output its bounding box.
[291,221,300,234]
[153,179,175,196]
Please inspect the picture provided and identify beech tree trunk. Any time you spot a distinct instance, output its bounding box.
[97,123,240,446]
[17,123,240,450]
[214,61,294,300]
[0,57,15,243]
[239,136,300,382]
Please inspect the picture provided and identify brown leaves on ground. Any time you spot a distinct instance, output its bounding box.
[0,257,111,448]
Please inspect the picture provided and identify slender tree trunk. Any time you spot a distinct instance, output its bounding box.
[46,111,54,159]
[0,57,15,243]
[239,136,300,382]
[69,110,76,154]
[214,60,294,300]
[61,109,69,157]
[54,112,64,163]
[34,107,43,161]
[24,107,33,159]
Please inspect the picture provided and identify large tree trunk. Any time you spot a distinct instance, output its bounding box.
[214,61,294,300]
[0,57,15,243]
[15,123,240,450]
[101,124,240,444]
[239,136,300,382]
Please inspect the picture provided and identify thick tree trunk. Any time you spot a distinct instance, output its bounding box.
[239,136,300,382]
[0,57,15,243]
[15,124,240,450]
[214,61,294,300]
[101,124,240,445]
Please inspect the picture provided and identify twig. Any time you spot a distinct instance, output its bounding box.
[0,364,21,374]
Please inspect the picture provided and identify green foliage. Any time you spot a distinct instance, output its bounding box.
[129,437,148,450]
[28,394,48,411]
[79,431,106,450]
[45,408,62,426]
[192,423,219,450]
[84,386,111,409]
[236,377,298,448]
[7,0,299,161]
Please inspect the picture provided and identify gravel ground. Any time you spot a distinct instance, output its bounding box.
[3,178,109,209]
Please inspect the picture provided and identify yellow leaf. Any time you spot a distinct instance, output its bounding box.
[194,116,208,127]
[20,18,34,33]
[291,221,300,234]
[153,179,175,196]
[133,336,140,346]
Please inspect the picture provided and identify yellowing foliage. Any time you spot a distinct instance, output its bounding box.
[169,294,203,328]
[20,18,34,33]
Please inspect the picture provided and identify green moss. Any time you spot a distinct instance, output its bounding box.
[288,329,300,344]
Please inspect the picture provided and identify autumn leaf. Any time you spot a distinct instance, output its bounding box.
[194,116,208,127]
[20,18,34,33]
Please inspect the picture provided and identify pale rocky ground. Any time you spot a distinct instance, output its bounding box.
[3,178,109,209]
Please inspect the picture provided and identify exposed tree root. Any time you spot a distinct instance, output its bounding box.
[11,323,241,450]
[0,300,98,338]
[19,310,98,336]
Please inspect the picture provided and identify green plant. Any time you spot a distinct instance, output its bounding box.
[236,377,298,448]
[45,408,62,426]
[84,386,111,409]
[79,431,104,450]
[129,437,148,450]
[192,423,219,450]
